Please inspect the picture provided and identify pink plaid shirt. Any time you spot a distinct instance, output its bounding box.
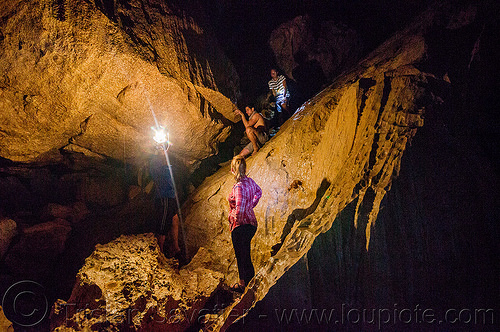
[228,176,262,231]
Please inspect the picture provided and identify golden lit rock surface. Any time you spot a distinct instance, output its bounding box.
[0,306,14,332]
[182,4,477,330]
[51,233,223,331]
[47,2,493,331]
[0,0,239,169]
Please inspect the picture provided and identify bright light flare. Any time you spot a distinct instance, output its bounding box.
[152,126,170,145]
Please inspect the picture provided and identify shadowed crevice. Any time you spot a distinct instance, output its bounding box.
[52,0,66,21]
[376,75,392,126]
[271,179,331,256]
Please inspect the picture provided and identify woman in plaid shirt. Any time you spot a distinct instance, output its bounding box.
[228,156,262,292]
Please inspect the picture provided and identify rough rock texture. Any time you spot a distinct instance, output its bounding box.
[177,2,496,330]
[269,15,362,84]
[71,201,91,224]
[0,218,17,259]
[80,174,129,207]
[41,203,74,221]
[10,1,497,331]
[0,153,135,216]
[51,233,223,331]
[0,306,14,332]
[0,155,160,307]
[0,0,239,170]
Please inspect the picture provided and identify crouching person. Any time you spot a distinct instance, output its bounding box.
[234,104,268,157]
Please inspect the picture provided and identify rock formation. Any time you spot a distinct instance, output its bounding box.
[0,306,14,332]
[51,234,223,331]
[55,2,495,331]
[4,219,72,279]
[266,15,364,112]
[0,0,240,170]
[0,218,17,259]
[269,15,362,85]
[2,0,497,331]
[181,2,497,331]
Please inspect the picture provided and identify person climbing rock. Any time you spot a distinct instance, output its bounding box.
[268,68,290,125]
[234,104,268,157]
[149,149,181,258]
[227,156,262,293]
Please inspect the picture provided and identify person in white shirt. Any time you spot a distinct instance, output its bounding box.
[268,68,290,123]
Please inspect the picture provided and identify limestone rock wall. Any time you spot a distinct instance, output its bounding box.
[0,0,239,169]
[180,2,494,330]
[0,218,17,259]
[186,12,428,292]
[42,1,498,331]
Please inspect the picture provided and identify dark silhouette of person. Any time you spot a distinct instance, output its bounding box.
[149,150,181,257]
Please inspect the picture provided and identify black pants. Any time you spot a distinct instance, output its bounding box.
[231,224,257,285]
[155,197,176,235]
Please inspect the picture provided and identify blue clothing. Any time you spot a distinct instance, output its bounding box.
[150,156,175,198]
[268,75,290,113]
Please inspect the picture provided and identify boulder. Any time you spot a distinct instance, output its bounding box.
[41,202,90,224]
[41,203,74,221]
[51,234,223,331]
[0,0,240,170]
[71,201,90,224]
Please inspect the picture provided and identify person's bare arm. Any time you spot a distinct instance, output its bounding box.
[246,115,258,128]
[235,109,258,128]
[234,109,247,127]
